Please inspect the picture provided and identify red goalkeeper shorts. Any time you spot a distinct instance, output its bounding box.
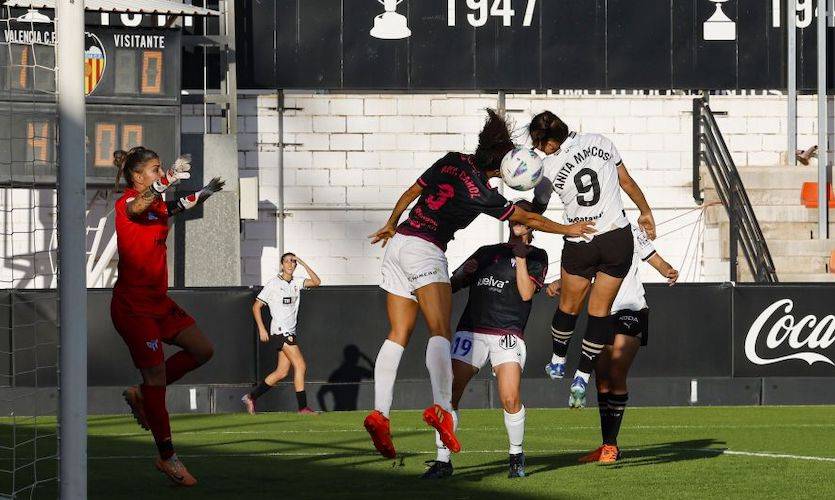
[111,292,196,369]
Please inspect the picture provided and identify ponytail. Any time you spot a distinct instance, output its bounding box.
[473,109,514,172]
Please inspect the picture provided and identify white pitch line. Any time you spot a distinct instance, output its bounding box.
[92,422,835,437]
[88,449,587,460]
[87,448,835,463]
[718,450,835,463]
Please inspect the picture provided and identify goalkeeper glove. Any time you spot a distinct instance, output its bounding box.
[151,154,192,195]
[174,177,225,211]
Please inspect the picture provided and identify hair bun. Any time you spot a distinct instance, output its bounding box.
[112,150,128,168]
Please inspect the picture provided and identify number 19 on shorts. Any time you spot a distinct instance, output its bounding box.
[453,336,473,357]
[448,0,538,28]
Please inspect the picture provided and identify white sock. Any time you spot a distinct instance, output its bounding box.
[435,410,459,462]
[574,370,590,383]
[551,354,566,365]
[425,336,453,412]
[504,406,526,455]
[374,339,404,417]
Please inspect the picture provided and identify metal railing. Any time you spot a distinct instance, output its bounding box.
[692,98,778,283]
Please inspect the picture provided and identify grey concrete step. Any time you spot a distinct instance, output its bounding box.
[714,220,835,241]
[704,187,801,206]
[701,165,819,205]
[709,237,834,260]
[739,268,835,282]
[705,204,834,224]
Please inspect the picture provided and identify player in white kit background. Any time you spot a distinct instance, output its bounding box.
[242,252,321,414]
[546,223,678,463]
[528,111,657,408]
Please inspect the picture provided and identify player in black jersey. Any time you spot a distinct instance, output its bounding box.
[423,200,547,480]
[363,110,595,460]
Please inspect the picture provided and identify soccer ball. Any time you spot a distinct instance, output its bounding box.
[500,147,544,191]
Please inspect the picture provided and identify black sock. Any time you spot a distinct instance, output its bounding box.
[597,391,611,445]
[551,332,572,358]
[551,309,577,358]
[604,393,628,445]
[250,380,273,401]
[157,438,174,460]
[295,390,308,410]
[578,315,614,374]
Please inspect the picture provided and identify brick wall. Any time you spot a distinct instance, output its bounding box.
[176,92,832,287]
[3,93,830,289]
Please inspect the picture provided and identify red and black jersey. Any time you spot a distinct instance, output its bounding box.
[397,153,515,251]
[454,243,548,338]
[113,188,170,301]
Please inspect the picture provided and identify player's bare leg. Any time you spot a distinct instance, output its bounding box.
[282,345,315,413]
[557,269,592,316]
[243,351,290,414]
[424,360,474,479]
[415,283,461,453]
[365,293,419,458]
[495,362,526,478]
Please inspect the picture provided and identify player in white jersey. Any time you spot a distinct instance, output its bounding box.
[528,111,656,408]
[546,223,678,463]
[242,252,321,414]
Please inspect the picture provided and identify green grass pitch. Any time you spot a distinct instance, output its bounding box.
[4,406,835,499]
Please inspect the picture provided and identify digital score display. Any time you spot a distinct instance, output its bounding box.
[0,103,177,187]
[0,20,181,104]
[0,9,183,188]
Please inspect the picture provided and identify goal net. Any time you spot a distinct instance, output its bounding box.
[0,6,60,498]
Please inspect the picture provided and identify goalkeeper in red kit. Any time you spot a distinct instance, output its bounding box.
[110,146,224,487]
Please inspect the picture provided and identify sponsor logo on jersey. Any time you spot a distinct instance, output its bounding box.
[283,297,292,304]
[407,268,440,282]
[567,211,603,223]
[476,275,509,290]
[745,299,835,367]
[146,339,159,351]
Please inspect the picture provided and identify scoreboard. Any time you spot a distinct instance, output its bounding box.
[0,102,177,186]
[0,9,182,186]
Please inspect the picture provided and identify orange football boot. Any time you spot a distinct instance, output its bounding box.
[422,404,461,453]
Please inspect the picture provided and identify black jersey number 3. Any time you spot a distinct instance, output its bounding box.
[574,168,601,207]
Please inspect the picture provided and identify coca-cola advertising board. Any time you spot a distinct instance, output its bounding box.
[734,285,835,377]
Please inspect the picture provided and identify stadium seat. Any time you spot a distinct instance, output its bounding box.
[800,182,835,208]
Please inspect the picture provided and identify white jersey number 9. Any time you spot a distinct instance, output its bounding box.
[574,168,601,207]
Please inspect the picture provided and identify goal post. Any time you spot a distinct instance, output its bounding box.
[55,0,87,499]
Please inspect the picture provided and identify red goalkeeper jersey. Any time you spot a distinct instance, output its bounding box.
[114,188,170,303]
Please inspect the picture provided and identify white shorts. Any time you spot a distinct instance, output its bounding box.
[380,233,449,301]
[450,331,527,370]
